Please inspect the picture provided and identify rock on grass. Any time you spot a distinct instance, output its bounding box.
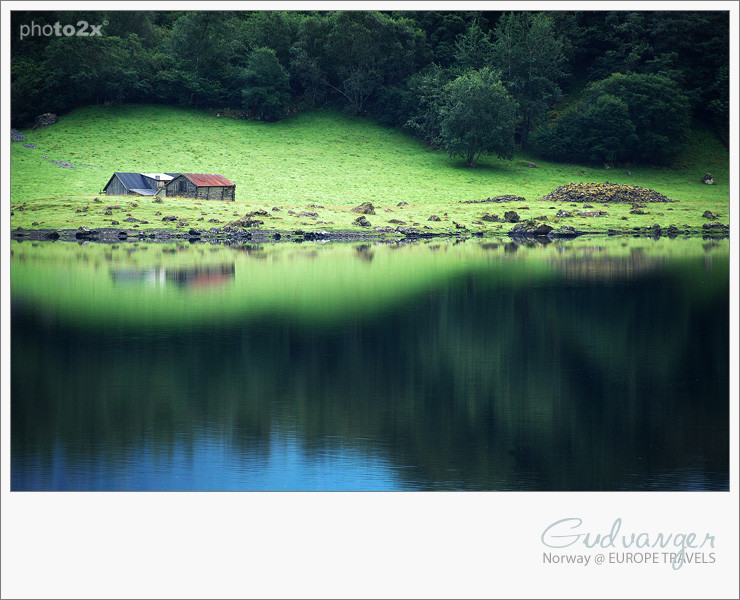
[351,202,375,215]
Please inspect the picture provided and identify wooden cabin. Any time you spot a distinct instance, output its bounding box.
[165,173,236,201]
[103,172,179,196]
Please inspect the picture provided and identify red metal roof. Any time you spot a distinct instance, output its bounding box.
[180,173,235,187]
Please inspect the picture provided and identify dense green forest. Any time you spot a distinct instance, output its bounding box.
[11,10,729,166]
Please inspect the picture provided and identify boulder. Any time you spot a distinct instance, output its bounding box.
[10,129,26,142]
[702,222,729,231]
[702,173,715,185]
[504,210,520,223]
[353,215,371,227]
[428,215,441,221]
[303,231,330,241]
[702,210,717,219]
[32,113,58,130]
[231,218,262,228]
[555,210,572,218]
[550,225,579,238]
[481,213,503,222]
[397,201,409,207]
[395,226,422,236]
[351,202,375,214]
[508,221,553,237]
[75,226,97,239]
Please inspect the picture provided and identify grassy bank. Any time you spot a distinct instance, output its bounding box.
[9,104,729,234]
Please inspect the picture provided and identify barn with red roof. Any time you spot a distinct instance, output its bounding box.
[165,173,236,201]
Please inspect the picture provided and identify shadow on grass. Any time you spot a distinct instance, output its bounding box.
[446,158,515,174]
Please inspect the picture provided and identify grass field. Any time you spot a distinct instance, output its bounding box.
[9,103,730,234]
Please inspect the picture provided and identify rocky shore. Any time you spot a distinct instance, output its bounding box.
[9,184,728,245]
[10,220,729,246]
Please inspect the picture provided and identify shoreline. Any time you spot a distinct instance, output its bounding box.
[10,223,730,245]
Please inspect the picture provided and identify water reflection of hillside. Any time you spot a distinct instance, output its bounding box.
[111,264,235,289]
[12,256,729,491]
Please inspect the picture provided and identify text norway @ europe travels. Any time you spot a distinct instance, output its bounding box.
[541,518,716,570]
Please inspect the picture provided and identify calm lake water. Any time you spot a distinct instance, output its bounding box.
[11,236,729,491]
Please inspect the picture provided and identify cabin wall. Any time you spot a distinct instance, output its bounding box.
[165,176,197,197]
[105,177,127,196]
[165,178,235,201]
[195,186,235,201]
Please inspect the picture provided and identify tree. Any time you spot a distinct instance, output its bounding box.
[453,19,494,72]
[243,11,303,67]
[288,46,324,107]
[493,12,566,148]
[324,11,429,115]
[405,64,455,146]
[582,72,690,164]
[166,11,246,106]
[438,68,518,167]
[241,47,291,120]
[533,71,689,165]
[578,94,638,164]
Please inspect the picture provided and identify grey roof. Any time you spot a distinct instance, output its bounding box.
[128,188,158,196]
[103,172,151,192]
[103,172,182,192]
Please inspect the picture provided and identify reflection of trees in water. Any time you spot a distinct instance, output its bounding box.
[11,263,728,490]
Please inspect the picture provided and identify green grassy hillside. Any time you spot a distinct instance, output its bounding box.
[9,104,729,233]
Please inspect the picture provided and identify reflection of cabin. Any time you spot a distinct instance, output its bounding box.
[111,264,235,288]
[103,172,179,196]
[165,173,236,201]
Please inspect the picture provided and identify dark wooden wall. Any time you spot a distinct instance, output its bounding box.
[165,176,235,201]
[105,176,128,195]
